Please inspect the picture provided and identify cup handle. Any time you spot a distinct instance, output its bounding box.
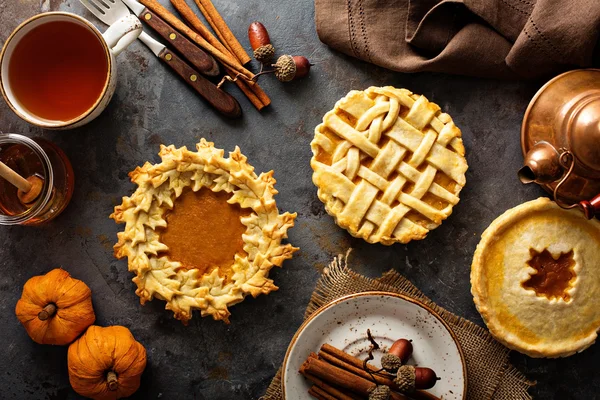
[102,14,142,56]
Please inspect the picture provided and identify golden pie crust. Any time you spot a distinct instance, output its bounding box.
[110,140,297,324]
[310,87,468,245]
[471,197,600,357]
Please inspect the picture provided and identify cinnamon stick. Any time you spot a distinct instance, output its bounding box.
[318,351,419,400]
[194,0,251,64]
[139,0,254,80]
[304,352,423,400]
[227,71,263,109]
[308,385,337,400]
[226,67,270,110]
[194,1,234,58]
[169,0,270,110]
[319,350,396,388]
[170,0,229,55]
[304,372,361,400]
[321,344,374,371]
[391,392,415,400]
[307,388,324,400]
[320,344,441,400]
[246,79,270,107]
[300,357,376,396]
[409,391,444,400]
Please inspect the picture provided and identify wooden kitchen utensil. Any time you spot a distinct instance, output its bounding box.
[79,0,241,118]
[0,160,43,204]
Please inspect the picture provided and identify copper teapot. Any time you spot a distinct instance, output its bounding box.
[519,69,600,219]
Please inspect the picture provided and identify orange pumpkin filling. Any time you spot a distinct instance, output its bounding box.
[160,188,250,281]
[522,249,576,301]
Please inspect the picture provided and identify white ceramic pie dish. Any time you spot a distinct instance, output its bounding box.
[282,291,467,399]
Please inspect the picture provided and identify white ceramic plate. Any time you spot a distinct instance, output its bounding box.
[282,291,466,399]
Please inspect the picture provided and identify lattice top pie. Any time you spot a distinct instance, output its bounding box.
[311,87,468,245]
[471,197,600,357]
[110,140,297,324]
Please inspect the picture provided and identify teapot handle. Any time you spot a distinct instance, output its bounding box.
[553,151,578,209]
[551,150,600,219]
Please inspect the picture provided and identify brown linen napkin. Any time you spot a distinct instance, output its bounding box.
[315,0,600,79]
[262,251,533,400]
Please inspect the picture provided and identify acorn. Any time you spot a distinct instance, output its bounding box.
[394,365,416,392]
[273,55,312,82]
[248,22,275,63]
[394,365,439,392]
[381,353,402,373]
[389,338,413,364]
[368,385,391,400]
[415,367,438,389]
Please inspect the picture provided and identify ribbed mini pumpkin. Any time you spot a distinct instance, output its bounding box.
[15,268,95,345]
[68,325,147,400]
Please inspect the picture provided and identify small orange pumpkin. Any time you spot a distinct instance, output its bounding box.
[68,325,147,400]
[15,268,95,345]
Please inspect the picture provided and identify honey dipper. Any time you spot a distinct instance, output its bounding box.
[0,161,43,204]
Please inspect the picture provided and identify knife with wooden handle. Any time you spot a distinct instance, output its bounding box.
[158,47,240,118]
[122,0,219,76]
[125,29,240,117]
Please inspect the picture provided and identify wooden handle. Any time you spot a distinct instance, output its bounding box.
[142,9,219,76]
[159,48,241,118]
[0,161,31,192]
[579,194,600,220]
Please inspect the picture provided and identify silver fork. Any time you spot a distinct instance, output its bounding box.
[78,0,240,117]
[80,0,130,27]
[80,0,218,76]
[80,0,161,54]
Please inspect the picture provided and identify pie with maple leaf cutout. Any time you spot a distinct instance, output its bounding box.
[111,140,298,324]
[471,197,600,357]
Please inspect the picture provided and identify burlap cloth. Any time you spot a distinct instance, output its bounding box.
[315,0,600,79]
[263,252,533,400]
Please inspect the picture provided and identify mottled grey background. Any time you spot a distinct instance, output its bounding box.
[1,0,598,399]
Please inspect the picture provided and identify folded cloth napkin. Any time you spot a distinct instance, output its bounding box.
[315,0,600,79]
[262,251,533,400]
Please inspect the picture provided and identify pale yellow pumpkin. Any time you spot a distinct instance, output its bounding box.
[15,268,95,345]
[68,325,147,400]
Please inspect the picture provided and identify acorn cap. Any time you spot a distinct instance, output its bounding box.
[394,365,416,393]
[254,44,275,63]
[368,385,391,400]
[381,353,402,373]
[274,55,296,82]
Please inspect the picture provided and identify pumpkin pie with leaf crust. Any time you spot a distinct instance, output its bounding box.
[471,197,600,358]
[110,139,297,324]
[310,86,467,245]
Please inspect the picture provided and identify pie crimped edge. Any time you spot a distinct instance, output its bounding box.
[310,86,468,245]
[471,197,600,357]
[110,139,298,324]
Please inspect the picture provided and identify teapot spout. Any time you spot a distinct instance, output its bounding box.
[519,141,563,185]
[518,165,537,184]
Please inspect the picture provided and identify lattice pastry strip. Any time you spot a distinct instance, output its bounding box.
[311,87,468,245]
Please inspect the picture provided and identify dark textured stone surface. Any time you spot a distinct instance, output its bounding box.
[1,0,598,399]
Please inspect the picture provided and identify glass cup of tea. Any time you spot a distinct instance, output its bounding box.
[0,12,142,129]
[0,134,74,225]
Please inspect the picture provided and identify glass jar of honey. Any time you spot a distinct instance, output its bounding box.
[0,134,74,225]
